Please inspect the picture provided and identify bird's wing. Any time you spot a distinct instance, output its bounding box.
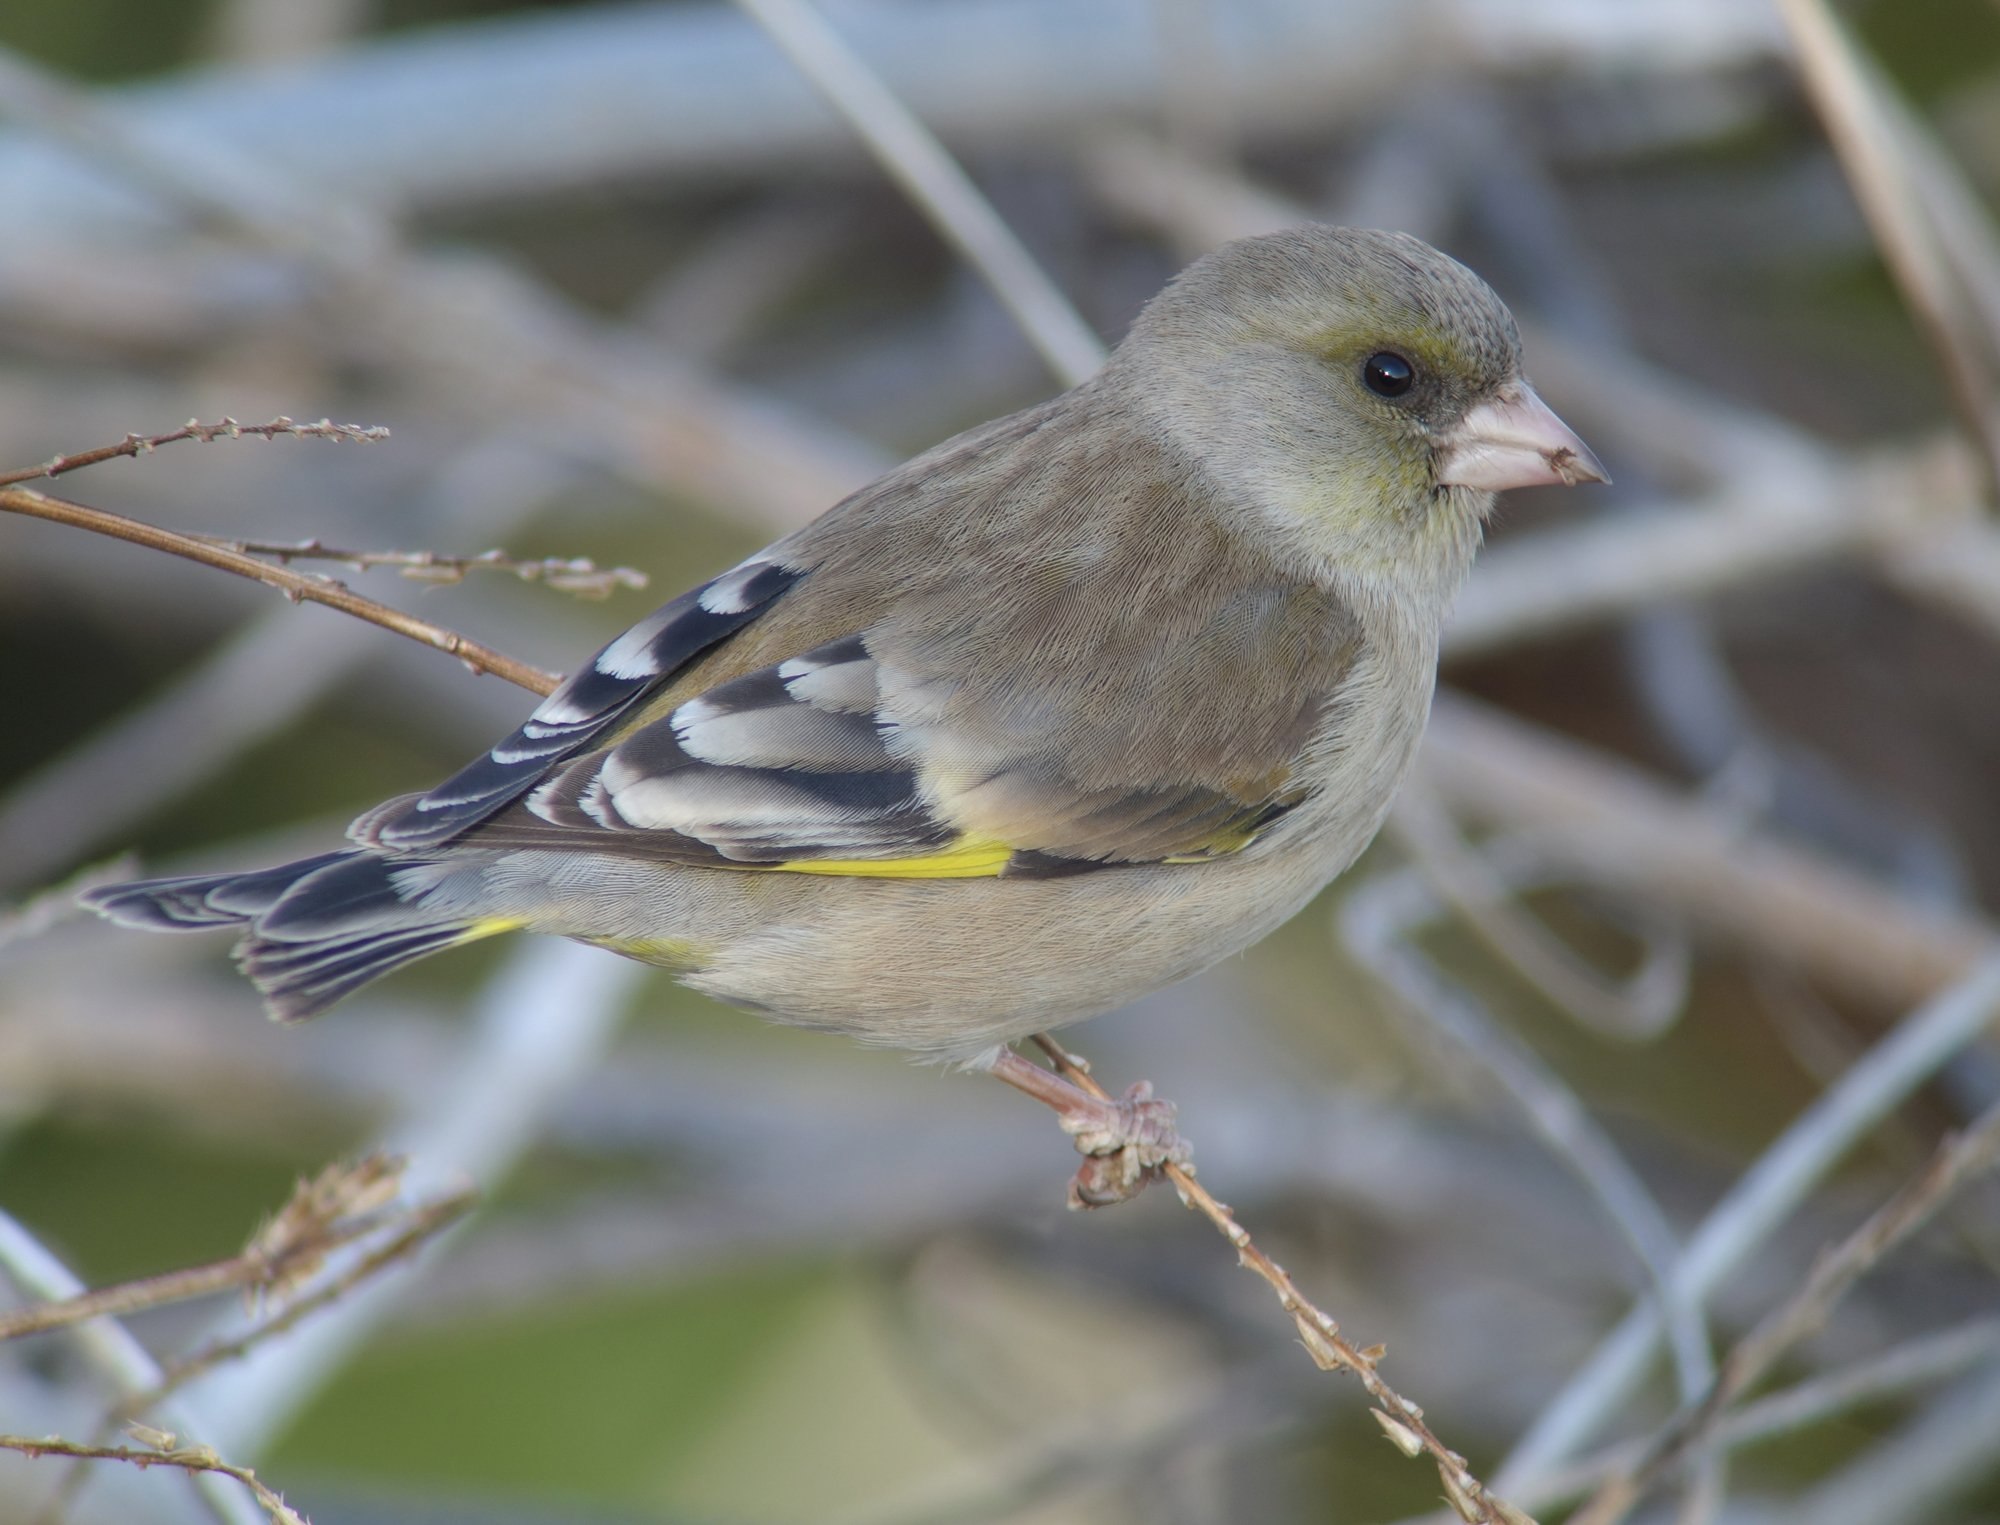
[354,556,801,851]
[362,395,1363,876]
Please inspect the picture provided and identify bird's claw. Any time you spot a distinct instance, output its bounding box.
[1059,1081,1192,1209]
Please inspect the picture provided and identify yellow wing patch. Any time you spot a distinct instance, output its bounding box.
[768,838,1015,880]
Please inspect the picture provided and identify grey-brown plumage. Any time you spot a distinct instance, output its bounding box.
[85,226,1605,1062]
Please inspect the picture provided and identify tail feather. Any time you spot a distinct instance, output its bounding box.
[80,851,355,931]
[241,922,479,1022]
[80,849,503,1022]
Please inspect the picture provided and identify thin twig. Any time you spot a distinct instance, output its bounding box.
[0,1224,374,1344]
[1568,1100,2000,1525]
[1498,951,2000,1494]
[28,1177,476,1525]
[1773,0,2000,502]
[1338,848,1715,1418]
[1385,784,1690,1042]
[0,1156,410,1342]
[185,944,641,1457]
[1423,691,1998,1012]
[198,538,647,598]
[0,417,389,489]
[1395,1317,2000,1522]
[1026,1033,1538,1525]
[732,0,1105,388]
[0,1208,264,1525]
[0,1431,307,1525]
[137,1185,476,1413]
[0,485,559,695]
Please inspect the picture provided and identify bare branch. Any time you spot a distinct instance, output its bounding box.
[0,485,559,696]
[1422,692,1998,1011]
[1499,951,2000,1494]
[1025,1034,1539,1525]
[0,1208,265,1525]
[1773,0,2000,501]
[732,0,1105,388]
[0,1157,445,1342]
[1384,784,1690,1042]
[1569,1101,2000,1525]
[0,1430,308,1525]
[136,1185,475,1416]
[205,539,647,598]
[0,417,389,490]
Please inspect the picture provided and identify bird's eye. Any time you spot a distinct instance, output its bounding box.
[1362,352,1416,398]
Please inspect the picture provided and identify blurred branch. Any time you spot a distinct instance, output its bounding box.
[0,44,885,528]
[735,0,1104,387]
[1413,1315,2000,1521]
[138,1187,475,1417]
[0,1209,264,1525]
[1383,785,1690,1041]
[0,1431,306,1525]
[0,2,1783,241]
[1026,1035,1538,1525]
[1421,692,1998,1010]
[1339,844,1714,1424]
[0,1157,454,1344]
[0,856,137,949]
[184,942,640,1459]
[1767,1360,2000,1525]
[1571,1100,2000,1525]
[0,484,560,695]
[1499,951,2000,1497]
[1773,0,2000,502]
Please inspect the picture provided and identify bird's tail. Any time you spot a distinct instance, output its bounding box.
[81,850,513,1022]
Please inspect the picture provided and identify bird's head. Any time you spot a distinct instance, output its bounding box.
[1116,225,1606,600]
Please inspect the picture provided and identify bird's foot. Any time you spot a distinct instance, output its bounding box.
[985,1048,1192,1209]
[1061,1080,1191,1207]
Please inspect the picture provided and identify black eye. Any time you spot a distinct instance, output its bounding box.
[1362,351,1415,398]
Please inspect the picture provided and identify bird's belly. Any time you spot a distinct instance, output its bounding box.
[672,679,1430,1058]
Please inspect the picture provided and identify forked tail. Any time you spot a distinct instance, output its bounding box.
[82,850,504,1021]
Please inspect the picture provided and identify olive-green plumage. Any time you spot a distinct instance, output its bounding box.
[85,226,1604,1063]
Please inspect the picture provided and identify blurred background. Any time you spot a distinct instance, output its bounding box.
[3,1,2000,1522]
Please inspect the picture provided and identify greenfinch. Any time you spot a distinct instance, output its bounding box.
[86,226,1604,1193]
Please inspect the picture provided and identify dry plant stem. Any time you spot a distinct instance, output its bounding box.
[1773,0,2000,501]
[0,417,389,489]
[0,486,560,696]
[25,1184,475,1525]
[0,1218,379,1343]
[138,1187,476,1414]
[1024,1034,1536,1525]
[0,1208,264,1525]
[200,539,647,598]
[1499,950,2000,1493]
[0,1434,306,1525]
[731,0,1105,389]
[1568,1100,2000,1525]
[1385,785,1689,1041]
[1499,1316,2000,1516]
[1422,691,1998,1011]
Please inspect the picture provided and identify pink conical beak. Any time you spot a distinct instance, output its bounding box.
[1436,381,1609,492]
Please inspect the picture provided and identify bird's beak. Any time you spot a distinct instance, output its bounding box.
[1435,381,1609,491]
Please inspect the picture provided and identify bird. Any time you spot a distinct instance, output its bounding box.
[85,225,1605,1202]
